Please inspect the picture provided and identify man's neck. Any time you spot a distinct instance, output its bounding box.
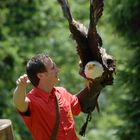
[37,84,54,93]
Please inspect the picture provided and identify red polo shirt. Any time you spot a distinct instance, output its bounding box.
[18,87,81,140]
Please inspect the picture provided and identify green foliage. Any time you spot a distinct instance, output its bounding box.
[106,0,140,140]
[0,0,86,139]
[1,0,140,140]
[106,0,140,44]
[0,0,63,139]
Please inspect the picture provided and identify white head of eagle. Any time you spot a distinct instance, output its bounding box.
[84,61,104,79]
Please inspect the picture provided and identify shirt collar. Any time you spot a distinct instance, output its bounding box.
[32,87,57,102]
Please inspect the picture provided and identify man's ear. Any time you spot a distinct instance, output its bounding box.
[37,73,46,79]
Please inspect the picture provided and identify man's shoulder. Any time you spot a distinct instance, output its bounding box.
[55,86,66,91]
[26,88,35,98]
[55,86,72,97]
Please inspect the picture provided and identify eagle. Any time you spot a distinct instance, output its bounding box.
[84,61,104,80]
[57,0,116,136]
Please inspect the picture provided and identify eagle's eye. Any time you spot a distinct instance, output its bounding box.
[87,64,94,70]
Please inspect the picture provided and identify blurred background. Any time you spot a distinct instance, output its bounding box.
[0,0,140,140]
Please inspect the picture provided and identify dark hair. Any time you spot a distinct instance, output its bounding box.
[26,54,49,86]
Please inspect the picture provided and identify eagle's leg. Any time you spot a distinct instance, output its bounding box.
[86,79,93,90]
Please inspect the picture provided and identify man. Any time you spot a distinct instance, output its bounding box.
[13,53,81,140]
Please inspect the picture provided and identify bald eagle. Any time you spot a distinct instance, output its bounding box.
[57,0,116,136]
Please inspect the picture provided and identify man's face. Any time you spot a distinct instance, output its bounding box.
[43,57,59,85]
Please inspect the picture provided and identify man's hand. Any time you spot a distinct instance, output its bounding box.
[16,74,30,87]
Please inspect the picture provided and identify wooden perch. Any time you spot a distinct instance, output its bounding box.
[0,119,14,140]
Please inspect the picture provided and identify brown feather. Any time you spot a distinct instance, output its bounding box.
[57,0,116,135]
[57,0,116,108]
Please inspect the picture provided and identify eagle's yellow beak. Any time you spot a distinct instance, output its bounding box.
[87,64,94,70]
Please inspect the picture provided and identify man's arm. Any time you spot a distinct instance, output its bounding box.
[13,74,30,113]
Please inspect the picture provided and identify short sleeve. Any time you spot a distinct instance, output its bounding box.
[17,97,32,129]
[62,88,81,116]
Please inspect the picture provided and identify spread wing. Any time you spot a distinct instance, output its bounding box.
[88,0,104,63]
[57,0,104,68]
[57,0,90,67]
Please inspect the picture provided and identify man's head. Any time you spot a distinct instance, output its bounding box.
[26,54,59,87]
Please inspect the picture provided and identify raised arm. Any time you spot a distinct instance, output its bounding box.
[13,74,30,113]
